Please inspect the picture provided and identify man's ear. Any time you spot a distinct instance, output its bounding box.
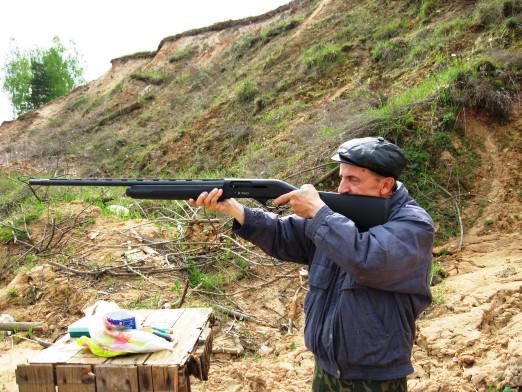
[380,177,396,197]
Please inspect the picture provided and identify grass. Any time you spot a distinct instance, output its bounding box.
[473,0,522,27]
[373,18,408,40]
[301,42,345,70]
[131,293,163,309]
[371,64,470,117]
[184,258,227,292]
[430,261,444,285]
[130,70,167,85]
[169,48,196,63]
[235,80,258,103]
[7,287,17,299]
[431,282,447,305]
[371,39,409,64]
[233,18,302,56]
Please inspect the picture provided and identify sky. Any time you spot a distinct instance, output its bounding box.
[0,0,290,124]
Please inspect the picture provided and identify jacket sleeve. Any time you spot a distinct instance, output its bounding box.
[232,207,315,264]
[305,204,434,295]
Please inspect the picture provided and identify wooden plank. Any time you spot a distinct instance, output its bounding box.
[95,365,139,392]
[141,308,185,329]
[129,309,154,327]
[31,334,82,364]
[56,365,95,392]
[108,352,151,365]
[67,346,109,365]
[145,308,212,366]
[16,364,55,392]
[138,365,154,392]
[151,365,178,392]
[178,367,191,392]
[187,325,213,380]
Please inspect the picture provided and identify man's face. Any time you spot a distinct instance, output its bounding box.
[337,163,393,198]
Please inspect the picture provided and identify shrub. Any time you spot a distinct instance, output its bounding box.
[440,63,518,122]
[235,80,258,102]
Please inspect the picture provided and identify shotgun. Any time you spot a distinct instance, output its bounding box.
[28,178,390,231]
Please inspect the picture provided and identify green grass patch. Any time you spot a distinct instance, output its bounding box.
[371,39,409,64]
[235,80,259,103]
[169,48,196,63]
[473,0,522,27]
[373,18,408,40]
[184,258,226,291]
[430,261,444,285]
[301,42,345,70]
[130,70,167,85]
[66,95,89,111]
[371,64,469,116]
[233,18,302,56]
[431,283,446,305]
[7,287,17,299]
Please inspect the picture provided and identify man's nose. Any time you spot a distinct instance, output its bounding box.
[338,180,350,194]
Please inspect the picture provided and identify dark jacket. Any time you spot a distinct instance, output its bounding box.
[232,182,434,380]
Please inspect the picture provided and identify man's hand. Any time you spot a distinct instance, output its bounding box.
[189,188,245,225]
[272,184,325,219]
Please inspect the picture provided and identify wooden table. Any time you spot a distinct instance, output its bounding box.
[15,308,214,392]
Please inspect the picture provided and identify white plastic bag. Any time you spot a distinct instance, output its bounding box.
[76,302,173,357]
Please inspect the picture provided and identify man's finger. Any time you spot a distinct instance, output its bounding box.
[273,190,295,206]
[195,191,209,206]
[209,188,223,206]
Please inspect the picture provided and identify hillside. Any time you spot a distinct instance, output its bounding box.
[0,0,521,390]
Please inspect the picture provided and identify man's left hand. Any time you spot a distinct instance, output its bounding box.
[272,184,326,218]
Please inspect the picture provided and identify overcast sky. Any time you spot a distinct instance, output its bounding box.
[0,0,290,123]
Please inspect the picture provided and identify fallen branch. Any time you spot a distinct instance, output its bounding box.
[176,279,191,308]
[13,334,52,348]
[213,304,258,322]
[0,322,43,331]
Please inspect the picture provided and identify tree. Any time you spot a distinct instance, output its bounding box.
[2,37,85,116]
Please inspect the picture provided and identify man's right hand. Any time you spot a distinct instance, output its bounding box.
[189,188,245,225]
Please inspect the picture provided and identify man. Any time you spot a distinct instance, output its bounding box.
[190,137,434,392]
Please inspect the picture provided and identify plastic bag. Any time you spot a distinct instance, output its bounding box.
[76,304,173,357]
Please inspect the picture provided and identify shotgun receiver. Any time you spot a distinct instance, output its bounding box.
[28,178,390,231]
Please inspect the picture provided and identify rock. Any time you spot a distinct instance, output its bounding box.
[503,357,522,386]
[412,349,428,361]
[108,205,129,216]
[458,354,476,367]
[278,362,293,370]
[0,314,15,323]
[258,344,273,357]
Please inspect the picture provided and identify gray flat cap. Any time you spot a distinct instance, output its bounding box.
[331,137,407,179]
